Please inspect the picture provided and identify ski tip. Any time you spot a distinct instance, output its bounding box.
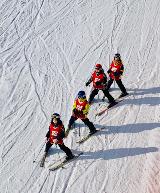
[49,168,55,171]
[96,112,104,116]
[49,152,83,171]
[107,101,118,109]
[118,93,129,99]
[68,152,83,159]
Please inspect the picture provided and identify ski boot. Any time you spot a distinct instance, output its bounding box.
[89,129,97,135]
[119,92,129,98]
[65,154,75,161]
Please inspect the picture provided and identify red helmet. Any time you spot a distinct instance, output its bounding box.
[95,63,102,69]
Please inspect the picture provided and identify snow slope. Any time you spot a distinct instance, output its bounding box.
[0,0,160,193]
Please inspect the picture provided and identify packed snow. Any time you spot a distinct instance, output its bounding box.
[0,0,159,193]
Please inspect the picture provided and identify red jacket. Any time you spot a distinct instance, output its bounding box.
[72,98,89,119]
[47,122,65,144]
[91,71,107,89]
[108,60,124,80]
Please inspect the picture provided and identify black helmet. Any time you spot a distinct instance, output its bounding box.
[115,53,121,57]
[51,113,60,119]
[77,90,86,99]
[114,53,121,60]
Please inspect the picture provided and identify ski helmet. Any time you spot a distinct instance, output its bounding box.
[51,113,60,119]
[95,64,102,75]
[95,63,102,70]
[114,53,121,60]
[77,90,86,99]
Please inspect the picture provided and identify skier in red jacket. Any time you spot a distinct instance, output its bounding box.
[65,91,96,137]
[107,53,128,98]
[44,113,74,160]
[85,63,116,105]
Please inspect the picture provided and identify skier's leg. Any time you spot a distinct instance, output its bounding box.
[58,143,74,160]
[44,141,53,154]
[40,141,52,167]
[82,118,96,134]
[116,79,128,95]
[66,116,77,136]
[102,89,115,104]
[88,89,99,104]
[68,116,77,128]
[106,78,114,90]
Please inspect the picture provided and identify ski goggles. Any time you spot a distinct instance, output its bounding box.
[114,56,120,60]
[78,95,86,99]
[51,114,60,119]
[95,67,101,70]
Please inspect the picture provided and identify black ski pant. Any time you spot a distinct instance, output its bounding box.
[107,78,127,94]
[45,141,73,157]
[89,88,115,104]
[68,116,96,132]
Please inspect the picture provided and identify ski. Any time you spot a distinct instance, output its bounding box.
[49,152,83,171]
[96,93,129,116]
[40,153,47,167]
[76,128,105,144]
[76,134,92,144]
[48,155,69,168]
[102,92,129,101]
[95,101,119,116]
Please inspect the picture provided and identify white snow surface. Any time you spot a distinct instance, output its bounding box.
[0,0,160,193]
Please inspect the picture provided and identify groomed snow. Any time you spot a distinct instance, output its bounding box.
[0,0,159,193]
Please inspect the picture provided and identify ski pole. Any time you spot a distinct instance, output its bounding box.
[33,142,45,163]
[78,119,81,137]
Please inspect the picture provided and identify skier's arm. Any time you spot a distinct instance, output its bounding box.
[72,101,77,113]
[72,101,83,116]
[107,64,112,74]
[120,64,124,75]
[72,101,81,116]
[46,128,50,139]
[85,77,92,87]
[56,125,65,140]
[103,73,107,84]
[45,128,50,142]
[82,103,90,115]
[114,64,124,76]
[107,69,111,74]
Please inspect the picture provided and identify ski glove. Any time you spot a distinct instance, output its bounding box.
[95,81,101,86]
[107,69,111,74]
[65,129,70,138]
[73,108,78,114]
[52,139,58,144]
[85,82,90,87]
[56,132,65,140]
[73,109,82,116]
[45,137,49,143]
[114,71,120,76]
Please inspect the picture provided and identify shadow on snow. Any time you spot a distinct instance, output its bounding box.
[91,86,160,106]
[80,147,158,160]
[94,122,160,134]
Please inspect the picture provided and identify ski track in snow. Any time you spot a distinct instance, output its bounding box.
[0,0,160,193]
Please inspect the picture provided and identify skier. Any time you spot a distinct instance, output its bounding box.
[85,63,117,105]
[43,113,74,164]
[65,91,96,137]
[107,53,128,98]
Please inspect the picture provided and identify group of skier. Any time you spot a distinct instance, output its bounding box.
[41,53,128,165]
